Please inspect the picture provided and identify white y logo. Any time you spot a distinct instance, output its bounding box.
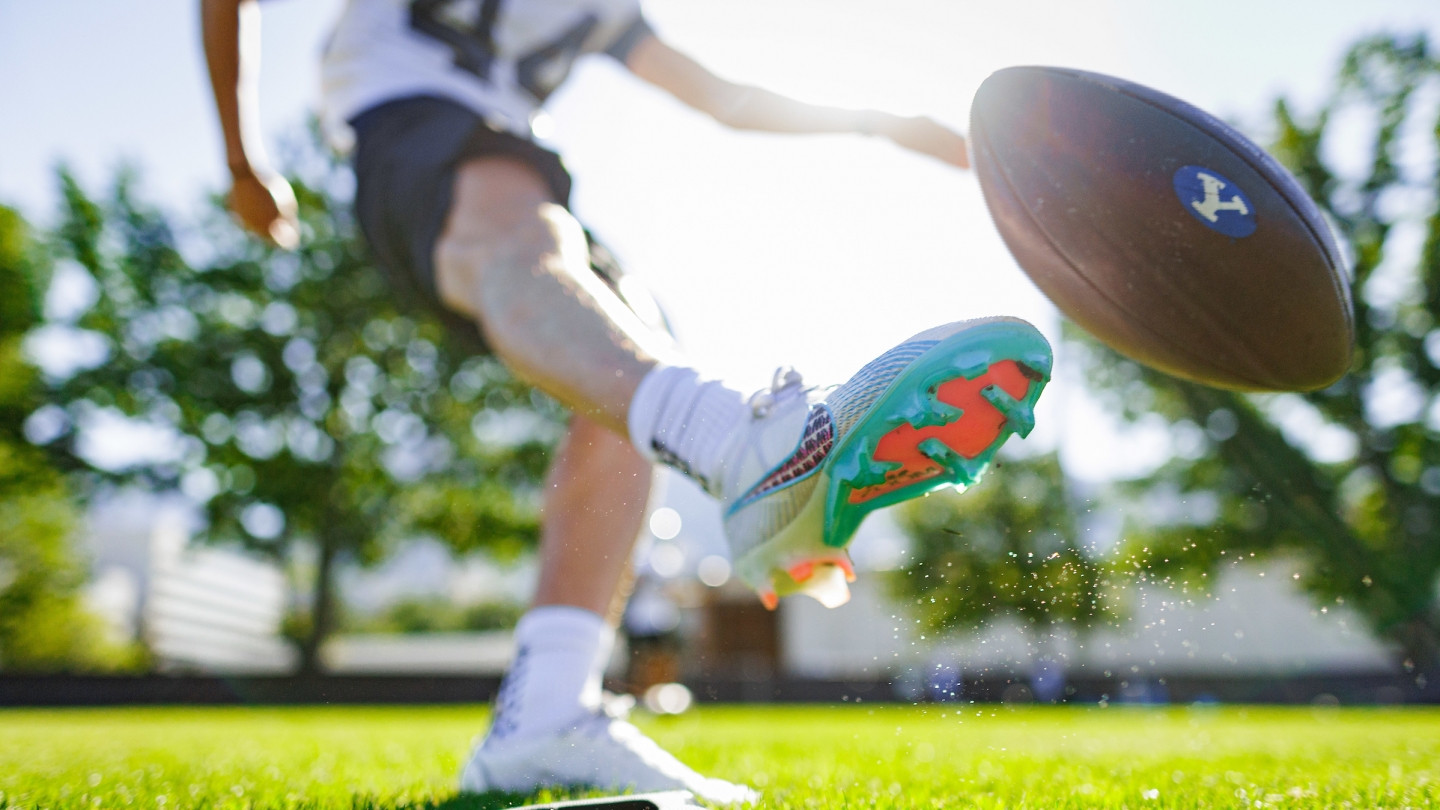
[1190,172,1249,223]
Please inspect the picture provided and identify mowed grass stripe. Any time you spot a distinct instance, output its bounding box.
[1,705,1437,808]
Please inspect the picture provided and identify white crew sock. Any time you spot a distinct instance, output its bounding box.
[628,364,751,494]
[484,606,615,746]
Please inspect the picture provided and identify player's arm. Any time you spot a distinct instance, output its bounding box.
[201,0,299,248]
[623,34,969,169]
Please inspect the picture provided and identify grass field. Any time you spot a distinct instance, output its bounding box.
[1,703,1437,808]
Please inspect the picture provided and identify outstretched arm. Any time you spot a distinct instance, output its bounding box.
[201,0,300,248]
[623,34,969,169]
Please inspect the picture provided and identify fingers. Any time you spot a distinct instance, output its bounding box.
[946,134,972,170]
[264,215,300,250]
[261,175,300,249]
[229,171,300,249]
[954,132,972,170]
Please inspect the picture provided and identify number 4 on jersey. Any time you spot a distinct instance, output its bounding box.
[409,0,598,103]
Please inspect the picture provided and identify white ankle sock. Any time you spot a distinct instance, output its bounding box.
[628,365,750,494]
[485,606,615,745]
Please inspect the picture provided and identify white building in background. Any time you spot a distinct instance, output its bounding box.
[76,474,1403,683]
[83,493,294,673]
[321,538,535,673]
[780,556,1398,682]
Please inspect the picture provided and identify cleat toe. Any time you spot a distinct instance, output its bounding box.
[1018,358,1050,381]
[799,563,851,608]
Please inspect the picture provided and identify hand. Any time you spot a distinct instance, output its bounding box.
[872,114,971,170]
[228,166,300,249]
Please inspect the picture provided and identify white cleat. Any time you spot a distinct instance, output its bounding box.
[460,702,757,806]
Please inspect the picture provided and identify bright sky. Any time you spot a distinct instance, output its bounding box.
[3,0,1440,483]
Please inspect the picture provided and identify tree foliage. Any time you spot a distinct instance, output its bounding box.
[0,204,141,672]
[1079,34,1440,671]
[892,453,1119,639]
[35,139,563,671]
[342,596,525,635]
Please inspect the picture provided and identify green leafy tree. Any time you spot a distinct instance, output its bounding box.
[37,141,561,672]
[892,453,1119,656]
[0,204,140,672]
[1079,34,1440,671]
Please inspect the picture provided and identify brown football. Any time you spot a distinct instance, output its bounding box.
[970,65,1354,391]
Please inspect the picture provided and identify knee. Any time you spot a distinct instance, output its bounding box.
[433,202,586,320]
[433,233,540,355]
[433,227,511,319]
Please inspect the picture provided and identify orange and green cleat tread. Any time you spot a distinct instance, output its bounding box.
[823,320,1052,549]
[737,319,1052,610]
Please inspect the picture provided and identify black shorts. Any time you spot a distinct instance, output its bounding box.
[350,95,666,345]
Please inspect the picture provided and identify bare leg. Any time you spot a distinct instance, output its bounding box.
[434,157,677,436]
[532,415,653,623]
[434,157,663,617]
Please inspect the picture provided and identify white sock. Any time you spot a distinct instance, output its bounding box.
[485,606,615,745]
[628,364,750,494]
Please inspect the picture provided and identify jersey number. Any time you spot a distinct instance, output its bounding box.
[409,0,598,102]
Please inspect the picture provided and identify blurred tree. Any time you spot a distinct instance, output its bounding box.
[342,596,525,635]
[35,140,562,672]
[892,452,1119,667]
[1078,34,1440,672]
[0,204,142,672]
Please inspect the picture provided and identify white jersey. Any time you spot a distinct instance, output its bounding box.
[321,0,649,149]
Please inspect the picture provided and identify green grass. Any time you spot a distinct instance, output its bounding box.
[1,704,1438,808]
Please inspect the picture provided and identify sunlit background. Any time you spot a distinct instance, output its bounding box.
[5,0,1438,481]
[2,0,1439,682]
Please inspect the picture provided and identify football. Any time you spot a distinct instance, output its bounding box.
[969,65,1355,392]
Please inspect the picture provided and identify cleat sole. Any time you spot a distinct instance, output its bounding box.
[824,318,1051,548]
[733,317,1051,609]
[981,383,1037,438]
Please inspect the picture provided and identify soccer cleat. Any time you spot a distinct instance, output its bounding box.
[717,317,1052,608]
[461,699,757,805]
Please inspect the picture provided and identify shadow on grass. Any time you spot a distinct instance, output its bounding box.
[363,788,610,810]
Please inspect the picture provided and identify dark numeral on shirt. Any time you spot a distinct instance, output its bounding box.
[409,0,502,80]
[409,0,599,103]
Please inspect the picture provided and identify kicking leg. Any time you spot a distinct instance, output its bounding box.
[434,157,676,435]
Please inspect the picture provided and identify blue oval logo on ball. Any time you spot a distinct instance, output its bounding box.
[1173,165,1256,238]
